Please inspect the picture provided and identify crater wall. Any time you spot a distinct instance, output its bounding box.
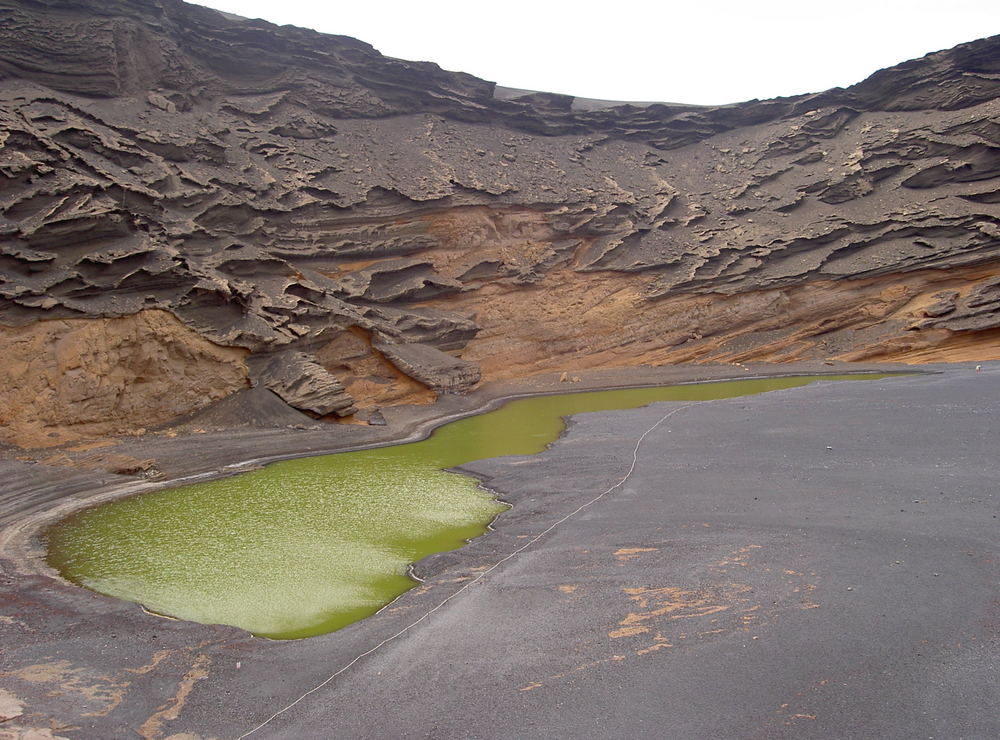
[1,0,999,445]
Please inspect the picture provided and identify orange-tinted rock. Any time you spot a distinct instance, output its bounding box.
[1,1,999,445]
[0,310,248,447]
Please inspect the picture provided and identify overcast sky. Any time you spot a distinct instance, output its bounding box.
[192,0,1000,105]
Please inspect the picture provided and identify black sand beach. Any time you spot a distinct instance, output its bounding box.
[1,362,997,739]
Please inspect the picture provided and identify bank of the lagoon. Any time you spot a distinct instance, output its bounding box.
[45,375,890,639]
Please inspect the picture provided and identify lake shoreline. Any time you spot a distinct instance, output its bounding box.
[46,376,889,640]
[3,361,996,740]
[0,361,921,578]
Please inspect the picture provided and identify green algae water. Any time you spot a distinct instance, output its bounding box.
[45,375,889,639]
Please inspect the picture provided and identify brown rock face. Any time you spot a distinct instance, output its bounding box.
[0,0,999,443]
[0,310,248,447]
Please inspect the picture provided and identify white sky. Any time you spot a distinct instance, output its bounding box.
[191,0,1000,105]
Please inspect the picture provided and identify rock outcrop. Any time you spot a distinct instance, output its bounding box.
[258,350,356,417]
[1,0,999,445]
[0,309,248,446]
[373,341,481,393]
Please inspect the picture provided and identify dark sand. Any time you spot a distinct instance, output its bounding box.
[1,361,997,739]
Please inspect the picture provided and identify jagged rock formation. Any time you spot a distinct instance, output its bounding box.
[0,0,999,446]
[258,350,355,417]
[373,340,481,393]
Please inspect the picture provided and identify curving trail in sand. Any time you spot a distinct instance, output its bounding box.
[1,362,997,739]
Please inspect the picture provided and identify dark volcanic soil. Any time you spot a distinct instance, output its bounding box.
[1,1,999,736]
[1,363,997,739]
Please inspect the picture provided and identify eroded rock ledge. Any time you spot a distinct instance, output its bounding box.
[1,0,999,446]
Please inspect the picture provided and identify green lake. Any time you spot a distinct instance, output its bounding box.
[45,374,890,639]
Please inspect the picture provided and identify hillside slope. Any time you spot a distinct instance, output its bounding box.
[1,0,999,445]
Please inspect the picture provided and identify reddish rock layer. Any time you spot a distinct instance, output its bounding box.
[0,0,998,444]
[0,309,248,446]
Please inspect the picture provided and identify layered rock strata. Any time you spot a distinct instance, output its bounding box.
[1,0,999,445]
[258,350,356,417]
[372,340,481,393]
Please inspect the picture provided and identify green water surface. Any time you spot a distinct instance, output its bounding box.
[45,375,888,639]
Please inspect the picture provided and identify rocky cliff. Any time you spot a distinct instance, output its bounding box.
[1,0,999,446]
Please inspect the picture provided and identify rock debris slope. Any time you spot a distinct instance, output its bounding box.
[1,0,999,446]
